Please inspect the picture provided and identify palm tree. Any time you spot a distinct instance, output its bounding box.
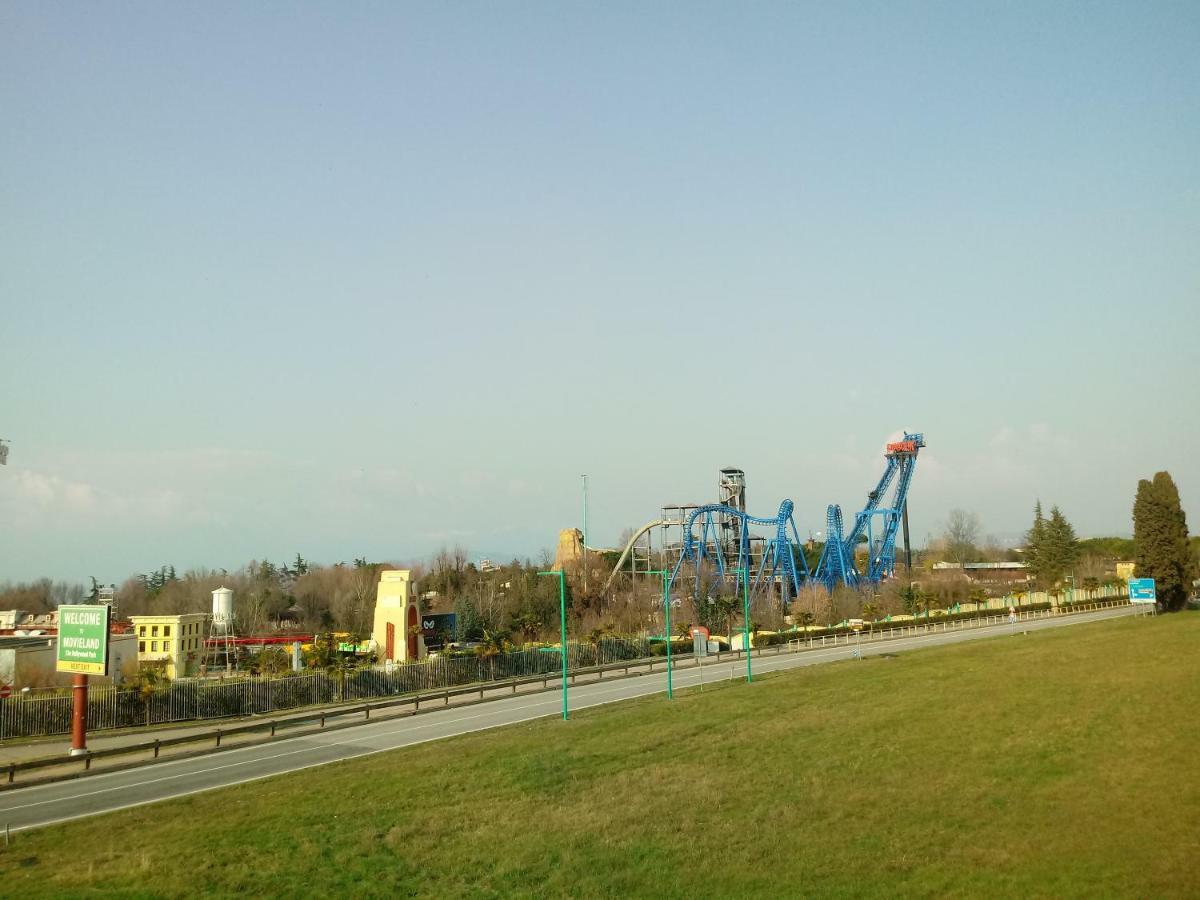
[509,611,542,645]
[968,587,989,615]
[861,603,881,634]
[713,596,738,641]
[475,627,511,658]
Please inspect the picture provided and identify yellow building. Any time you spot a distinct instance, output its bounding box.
[372,570,425,663]
[130,613,210,678]
[1116,561,1136,582]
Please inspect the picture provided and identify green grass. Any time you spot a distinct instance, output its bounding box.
[3,615,1198,898]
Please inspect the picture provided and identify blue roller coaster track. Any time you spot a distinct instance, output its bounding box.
[666,499,808,604]
[650,431,926,606]
[813,431,926,588]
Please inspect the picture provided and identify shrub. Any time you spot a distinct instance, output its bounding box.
[649,639,694,657]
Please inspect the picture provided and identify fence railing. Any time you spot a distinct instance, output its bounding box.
[0,635,654,741]
[1,598,1131,742]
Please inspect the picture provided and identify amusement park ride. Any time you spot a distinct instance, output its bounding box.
[604,432,927,606]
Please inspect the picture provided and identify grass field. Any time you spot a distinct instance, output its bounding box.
[3,614,1198,898]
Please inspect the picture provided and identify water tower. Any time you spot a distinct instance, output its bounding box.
[205,587,238,673]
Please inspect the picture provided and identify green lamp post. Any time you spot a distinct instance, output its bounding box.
[646,569,672,699]
[536,569,569,720]
[736,567,752,683]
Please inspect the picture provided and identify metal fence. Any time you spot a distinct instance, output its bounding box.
[0,635,656,740]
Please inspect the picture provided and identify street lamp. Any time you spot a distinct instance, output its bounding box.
[646,570,672,698]
[736,567,752,683]
[536,569,569,721]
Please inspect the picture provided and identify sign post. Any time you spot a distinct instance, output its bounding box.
[1128,578,1157,615]
[691,626,710,693]
[56,604,111,756]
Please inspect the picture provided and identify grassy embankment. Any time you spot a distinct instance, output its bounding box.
[3,614,1198,898]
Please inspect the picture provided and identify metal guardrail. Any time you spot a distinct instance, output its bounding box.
[1,599,1131,789]
[0,635,661,740]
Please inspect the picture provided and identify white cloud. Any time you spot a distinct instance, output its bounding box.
[3,470,98,511]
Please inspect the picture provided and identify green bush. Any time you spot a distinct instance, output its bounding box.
[752,631,809,648]
[648,639,694,657]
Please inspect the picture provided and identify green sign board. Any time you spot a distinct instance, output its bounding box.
[56,604,111,675]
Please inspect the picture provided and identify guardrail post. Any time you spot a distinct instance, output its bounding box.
[84,752,93,771]
[320,713,326,728]
[365,705,371,721]
[215,729,222,747]
[7,763,14,784]
[270,721,276,737]
[154,740,160,759]
[511,680,517,694]
[444,689,450,706]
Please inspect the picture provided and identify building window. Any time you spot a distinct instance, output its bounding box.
[139,641,145,652]
[151,626,159,637]
[164,625,171,637]
[151,641,158,652]
[138,625,146,637]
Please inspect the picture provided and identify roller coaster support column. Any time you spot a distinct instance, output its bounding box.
[537,570,569,720]
[737,567,752,683]
[646,569,672,698]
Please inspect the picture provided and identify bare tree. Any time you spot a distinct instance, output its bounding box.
[943,509,982,567]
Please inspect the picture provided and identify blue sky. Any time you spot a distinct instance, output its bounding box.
[2,2,1197,584]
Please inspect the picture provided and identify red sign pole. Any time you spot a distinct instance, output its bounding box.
[70,674,89,756]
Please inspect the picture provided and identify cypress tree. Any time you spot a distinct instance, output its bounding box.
[1133,472,1192,611]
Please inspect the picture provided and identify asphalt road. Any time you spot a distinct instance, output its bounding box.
[0,605,1137,833]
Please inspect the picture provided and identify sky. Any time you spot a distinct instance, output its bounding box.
[2,2,1197,586]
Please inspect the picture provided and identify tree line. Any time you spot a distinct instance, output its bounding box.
[0,471,1194,640]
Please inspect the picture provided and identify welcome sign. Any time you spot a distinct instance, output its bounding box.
[56,604,111,675]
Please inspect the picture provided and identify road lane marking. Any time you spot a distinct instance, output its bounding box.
[1,606,1132,828]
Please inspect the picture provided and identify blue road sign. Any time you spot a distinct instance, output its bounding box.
[1128,578,1157,603]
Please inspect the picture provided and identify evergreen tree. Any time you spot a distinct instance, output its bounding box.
[454,594,484,641]
[1044,505,1080,582]
[1025,501,1079,586]
[1024,501,1047,584]
[1133,472,1192,611]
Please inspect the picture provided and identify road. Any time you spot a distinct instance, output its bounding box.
[0,605,1136,833]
